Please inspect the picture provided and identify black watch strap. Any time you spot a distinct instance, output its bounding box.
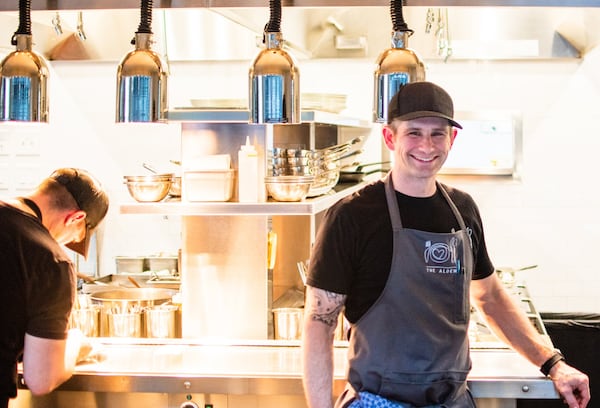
[540,349,565,376]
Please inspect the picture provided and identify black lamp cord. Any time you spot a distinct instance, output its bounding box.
[263,0,282,43]
[132,0,153,45]
[391,0,413,35]
[12,0,32,45]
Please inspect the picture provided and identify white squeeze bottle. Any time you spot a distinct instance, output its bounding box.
[238,136,260,202]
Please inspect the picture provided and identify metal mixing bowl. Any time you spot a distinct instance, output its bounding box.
[168,176,182,197]
[265,175,315,202]
[124,174,173,202]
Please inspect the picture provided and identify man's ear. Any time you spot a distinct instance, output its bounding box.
[449,128,458,148]
[382,125,395,150]
[66,210,86,225]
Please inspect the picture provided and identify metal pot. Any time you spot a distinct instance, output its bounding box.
[145,305,179,338]
[91,288,176,337]
[271,136,363,160]
[273,307,304,340]
[339,161,391,183]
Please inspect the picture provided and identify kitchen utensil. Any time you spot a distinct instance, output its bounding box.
[69,306,100,337]
[183,169,234,202]
[128,276,142,288]
[267,230,277,339]
[143,163,181,197]
[495,264,538,287]
[271,136,363,160]
[339,161,391,183]
[91,288,175,336]
[273,307,304,340]
[77,271,96,284]
[142,162,158,174]
[106,311,141,337]
[271,165,312,177]
[47,11,95,61]
[272,288,305,309]
[307,169,340,197]
[146,256,178,274]
[145,304,178,338]
[265,175,314,202]
[115,256,145,274]
[124,174,173,202]
[269,145,363,196]
[296,261,308,286]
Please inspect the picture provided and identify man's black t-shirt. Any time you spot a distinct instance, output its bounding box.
[0,202,75,399]
[307,180,495,323]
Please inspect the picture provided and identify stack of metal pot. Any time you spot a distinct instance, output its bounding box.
[90,288,180,338]
[269,136,363,197]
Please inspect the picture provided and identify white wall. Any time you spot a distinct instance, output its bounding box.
[2,48,600,314]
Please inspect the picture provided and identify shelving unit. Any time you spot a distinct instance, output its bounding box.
[119,110,373,340]
[120,181,367,216]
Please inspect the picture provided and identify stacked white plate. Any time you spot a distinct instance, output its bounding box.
[301,93,347,114]
[188,93,347,113]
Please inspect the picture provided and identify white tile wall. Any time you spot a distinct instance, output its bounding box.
[3,46,600,314]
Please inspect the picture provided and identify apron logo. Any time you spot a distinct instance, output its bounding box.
[424,238,460,274]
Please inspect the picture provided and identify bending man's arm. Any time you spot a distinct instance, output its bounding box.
[23,328,90,395]
[302,285,346,408]
[471,273,590,408]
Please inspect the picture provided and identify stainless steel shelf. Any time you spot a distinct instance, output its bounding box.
[120,182,367,216]
[166,109,372,128]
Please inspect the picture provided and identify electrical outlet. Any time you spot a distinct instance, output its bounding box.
[0,135,10,156]
[15,133,41,156]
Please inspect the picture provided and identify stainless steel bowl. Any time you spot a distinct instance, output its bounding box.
[124,174,173,202]
[265,175,315,202]
[168,176,182,197]
[271,165,312,176]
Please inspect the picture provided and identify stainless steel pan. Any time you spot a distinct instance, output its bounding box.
[339,161,391,183]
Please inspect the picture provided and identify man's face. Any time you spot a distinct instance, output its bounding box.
[383,116,457,181]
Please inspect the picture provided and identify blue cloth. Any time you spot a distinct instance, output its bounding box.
[347,391,441,408]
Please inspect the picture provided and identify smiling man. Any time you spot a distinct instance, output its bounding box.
[301,82,590,408]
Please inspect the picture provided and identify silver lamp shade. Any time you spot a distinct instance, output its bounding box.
[0,34,49,122]
[249,32,300,124]
[373,30,425,123]
[116,32,168,123]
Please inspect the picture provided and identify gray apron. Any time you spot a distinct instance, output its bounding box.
[336,174,475,408]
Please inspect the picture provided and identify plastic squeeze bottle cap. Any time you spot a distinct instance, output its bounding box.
[241,136,257,154]
[238,136,259,202]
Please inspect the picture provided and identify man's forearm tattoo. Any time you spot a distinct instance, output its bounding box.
[309,290,345,327]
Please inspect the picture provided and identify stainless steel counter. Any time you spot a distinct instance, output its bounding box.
[15,340,558,408]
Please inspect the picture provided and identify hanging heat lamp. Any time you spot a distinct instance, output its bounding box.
[116,0,168,123]
[0,0,49,123]
[373,0,426,123]
[249,0,300,124]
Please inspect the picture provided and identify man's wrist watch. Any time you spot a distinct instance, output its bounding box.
[540,349,565,376]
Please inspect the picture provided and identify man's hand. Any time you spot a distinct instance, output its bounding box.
[76,338,93,363]
[550,362,590,408]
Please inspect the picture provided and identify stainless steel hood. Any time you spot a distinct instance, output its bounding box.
[1,6,598,62]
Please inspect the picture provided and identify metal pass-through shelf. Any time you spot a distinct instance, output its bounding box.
[120,181,367,216]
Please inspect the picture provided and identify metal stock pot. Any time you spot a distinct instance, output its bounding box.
[91,288,176,337]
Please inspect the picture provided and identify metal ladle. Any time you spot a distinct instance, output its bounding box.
[141,162,181,198]
[143,162,159,174]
